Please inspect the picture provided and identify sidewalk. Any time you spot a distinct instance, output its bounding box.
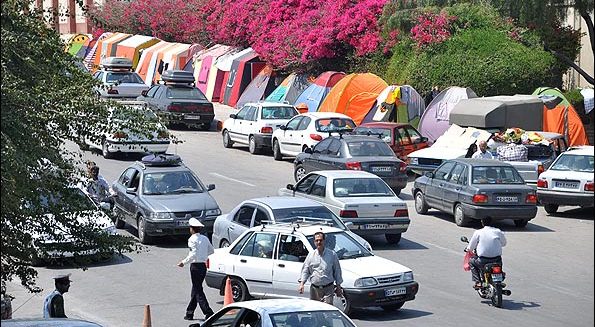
[211,102,238,131]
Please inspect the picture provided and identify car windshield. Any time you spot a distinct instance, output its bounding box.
[166,86,208,100]
[271,310,356,327]
[550,154,594,172]
[272,206,344,229]
[306,232,372,260]
[316,118,356,132]
[143,171,203,195]
[471,166,524,184]
[261,106,298,119]
[354,127,392,143]
[333,178,394,197]
[36,188,96,213]
[105,72,144,84]
[347,140,395,157]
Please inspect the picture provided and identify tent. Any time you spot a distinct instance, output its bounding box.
[66,34,89,56]
[135,41,173,85]
[222,49,266,107]
[362,85,426,128]
[92,33,132,71]
[418,86,477,143]
[158,43,191,75]
[213,48,245,102]
[76,37,93,59]
[265,73,311,104]
[294,71,345,112]
[235,65,278,108]
[219,48,258,105]
[318,73,387,125]
[148,43,182,84]
[192,45,233,95]
[114,35,160,69]
[84,32,111,72]
[533,87,589,146]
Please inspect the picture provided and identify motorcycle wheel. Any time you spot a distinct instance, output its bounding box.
[491,283,503,308]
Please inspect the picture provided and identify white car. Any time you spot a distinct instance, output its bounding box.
[537,145,594,214]
[206,224,419,315]
[271,112,357,160]
[93,57,149,99]
[279,170,409,244]
[222,102,298,154]
[84,101,170,158]
[198,299,357,327]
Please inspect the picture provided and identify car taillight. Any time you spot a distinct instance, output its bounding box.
[310,134,323,141]
[345,161,362,170]
[158,130,169,139]
[525,194,538,204]
[394,209,408,217]
[472,194,488,203]
[339,210,358,218]
[167,105,182,112]
[399,161,407,173]
[585,182,594,191]
[112,131,127,139]
[260,126,273,134]
[492,266,502,274]
[537,164,544,176]
[537,179,548,188]
[107,89,119,94]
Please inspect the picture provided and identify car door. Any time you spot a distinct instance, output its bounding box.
[425,161,456,210]
[234,232,278,296]
[292,174,319,199]
[112,168,137,222]
[318,139,342,170]
[272,234,311,297]
[140,85,160,109]
[228,204,256,243]
[442,163,467,211]
[295,116,312,150]
[278,116,303,156]
[305,138,333,172]
[395,127,416,160]
[241,106,258,144]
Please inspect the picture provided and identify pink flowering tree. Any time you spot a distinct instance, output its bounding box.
[410,11,455,49]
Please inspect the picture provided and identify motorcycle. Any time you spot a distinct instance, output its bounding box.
[461,236,511,308]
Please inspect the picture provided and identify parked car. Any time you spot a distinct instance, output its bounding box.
[211,196,371,251]
[537,145,594,214]
[93,57,149,100]
[222,102,298,154]
[294,134,408,194]
[271,112,356,160]
[2,318,103,327]
[411,159,538,227]
[354,122,429,161]
[195,299,357,327]
[206,224,419,315]
[279,170,409,244]
[136,70,214,130]
[111,154,221,244]
[83,101,170,159]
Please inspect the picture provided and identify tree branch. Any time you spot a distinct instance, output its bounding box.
[545,46,595,85]
[579,10,594,53]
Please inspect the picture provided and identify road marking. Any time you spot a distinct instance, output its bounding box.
[424,241,462,256]
[210,173,256,187]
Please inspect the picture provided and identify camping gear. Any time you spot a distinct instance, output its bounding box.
[222,49,265,107]
[216,48,253,103]
[235,65,278,109]
[135,41,172,85]
[83,32,111,72]
[114,35,159,69]
[92,33,132,72]
[265,73,312,104]
[362,85,426,128]
[294,71,345,112]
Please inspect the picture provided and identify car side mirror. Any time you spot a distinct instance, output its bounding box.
[286,184,294,190]
[304,147,313,154]
[207,184,216,191]
[424,172,434,178]
[229,114,237,119]
[126,187,137,195]
[141,90,148,97]
[279,125,287,130]
[418,137,428,144]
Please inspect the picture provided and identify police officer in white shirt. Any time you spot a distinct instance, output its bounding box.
[472,140,494,160]
[178,218,215,320]
[466,217,507,288]
[43,274,70,318]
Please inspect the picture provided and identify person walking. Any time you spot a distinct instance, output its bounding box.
[177,218,215,321]
[472,140,494,159]
[43,274,71,318]
[85,163,111,204]
[466,217,507,289]
[298,232,343,304]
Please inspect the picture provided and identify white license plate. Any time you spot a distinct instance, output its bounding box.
[496,196,518,202]
[554,181,579,189]
[364,224,389,230]
[176,220,189,227]
[185,115,201,120]
[492,273,503,282]
[385,287,406,297]
[372,167,392,173]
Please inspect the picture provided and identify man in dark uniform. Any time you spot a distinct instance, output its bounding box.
[43,274,71,318]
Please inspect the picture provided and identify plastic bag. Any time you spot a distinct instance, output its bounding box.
[463,251,474,271]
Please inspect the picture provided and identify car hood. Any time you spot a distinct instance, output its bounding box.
[143,192,218,212]
[408,146,467,160]
[341,254,411,277]
[32,210,115,240]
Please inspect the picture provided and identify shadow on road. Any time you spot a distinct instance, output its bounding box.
[419,211,555,233]
[44,253,133,270]
[351,307,432,321]
[366,236,429,251]
[545,207,594,220]
[479,299,541,311]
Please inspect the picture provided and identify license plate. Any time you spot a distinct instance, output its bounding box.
[371,166,392,173]
[496,196,518,202]
[364,224,389,230]
[554,181,579,189]
[492,273,503,282]
[185,115,201,120]
[176,220,189,227]
[385,287,406,297]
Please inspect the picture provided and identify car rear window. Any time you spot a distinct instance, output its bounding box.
[333,178,394,197]
[471,166,524,184]
[270,311,356,327]
[105,72,144,84]
[354,127,392,143]
[316,118,356,132]
[550,154,594,172]
[347,140,394,157]
[261,106,298,119]
[166,87,208,100]
[272,206,342,228]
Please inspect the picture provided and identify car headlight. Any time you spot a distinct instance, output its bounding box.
[354,277,378,287]
[410,158,418,165]
[148,212,174,220]
[402,271,414,282]
[205,208,221,216]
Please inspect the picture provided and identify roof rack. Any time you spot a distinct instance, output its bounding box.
[327,127,354,139]
[140,153,182,167]
[100,57,133,71]
[259,218,335,232]
[161,70,195,85]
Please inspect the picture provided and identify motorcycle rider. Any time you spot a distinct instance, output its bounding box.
[466,217,507,289]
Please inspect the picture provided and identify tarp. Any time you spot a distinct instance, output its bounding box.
[135,41,173,85]
[294,71,345,112]
[114,35,160,69]
[66,34,90,57]
[362,85,426,128]
[222,48,265,107]
[84,32,111,72]
[533,87,589,146]
[318,73,387,125]
[235,65,278,108]
[581,88,594,114]
[418,86,477,143]
[265,73,311,104]
[76,37,93,59]
[93,32,131,71]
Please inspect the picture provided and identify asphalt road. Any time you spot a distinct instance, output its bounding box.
[7,129,594,327]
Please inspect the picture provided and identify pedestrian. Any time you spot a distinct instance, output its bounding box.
[43,274,71,318]
[298,232,343,304]
[177,218,215,321]
[472,140,494,159]
[85,163,111,204]
[466,217,507,289]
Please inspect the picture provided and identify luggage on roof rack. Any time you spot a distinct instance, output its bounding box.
[141,153,182,167]
[100,57,133,71]
[161,70,195,84]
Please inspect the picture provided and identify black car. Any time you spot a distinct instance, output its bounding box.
[294,135,408,194]
[137,70,214,130]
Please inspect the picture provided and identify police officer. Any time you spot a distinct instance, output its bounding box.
[43,274,71,318]
[177,218,215,321]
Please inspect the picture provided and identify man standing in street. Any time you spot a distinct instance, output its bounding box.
[472,140,494,160]
[178,218,215,321]
[43,274,71,318]
[298,232,343,304]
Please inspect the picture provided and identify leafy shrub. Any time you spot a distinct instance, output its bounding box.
[564,88,585,108]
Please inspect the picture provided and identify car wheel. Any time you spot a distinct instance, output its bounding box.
[385,233,402,244]
[112,207,125,229]
[222,130,233,148]
[102,139,114,159]
[381,302,405,311]
[544,204,559,214]
[273,139,283,161]
[514,219,529,228]
[220,239,230,248]
[415,191,429,214]
[249,136,260,154]
[334,294,353,316]
[454,204,470,227]
[137,216,153,244]
[294,164,306,182]
[230,277,250,302]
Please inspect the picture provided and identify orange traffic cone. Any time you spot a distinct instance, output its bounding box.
[223,277,234,306]
[142,304,152,327]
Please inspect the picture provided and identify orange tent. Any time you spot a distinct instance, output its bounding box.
[92,33,131,71]
[534,87,589,146]
[114,35,160,69]
[135,41,172,84]
[318,73,388,125]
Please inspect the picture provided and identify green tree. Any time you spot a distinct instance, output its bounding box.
[1,0,142,292]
